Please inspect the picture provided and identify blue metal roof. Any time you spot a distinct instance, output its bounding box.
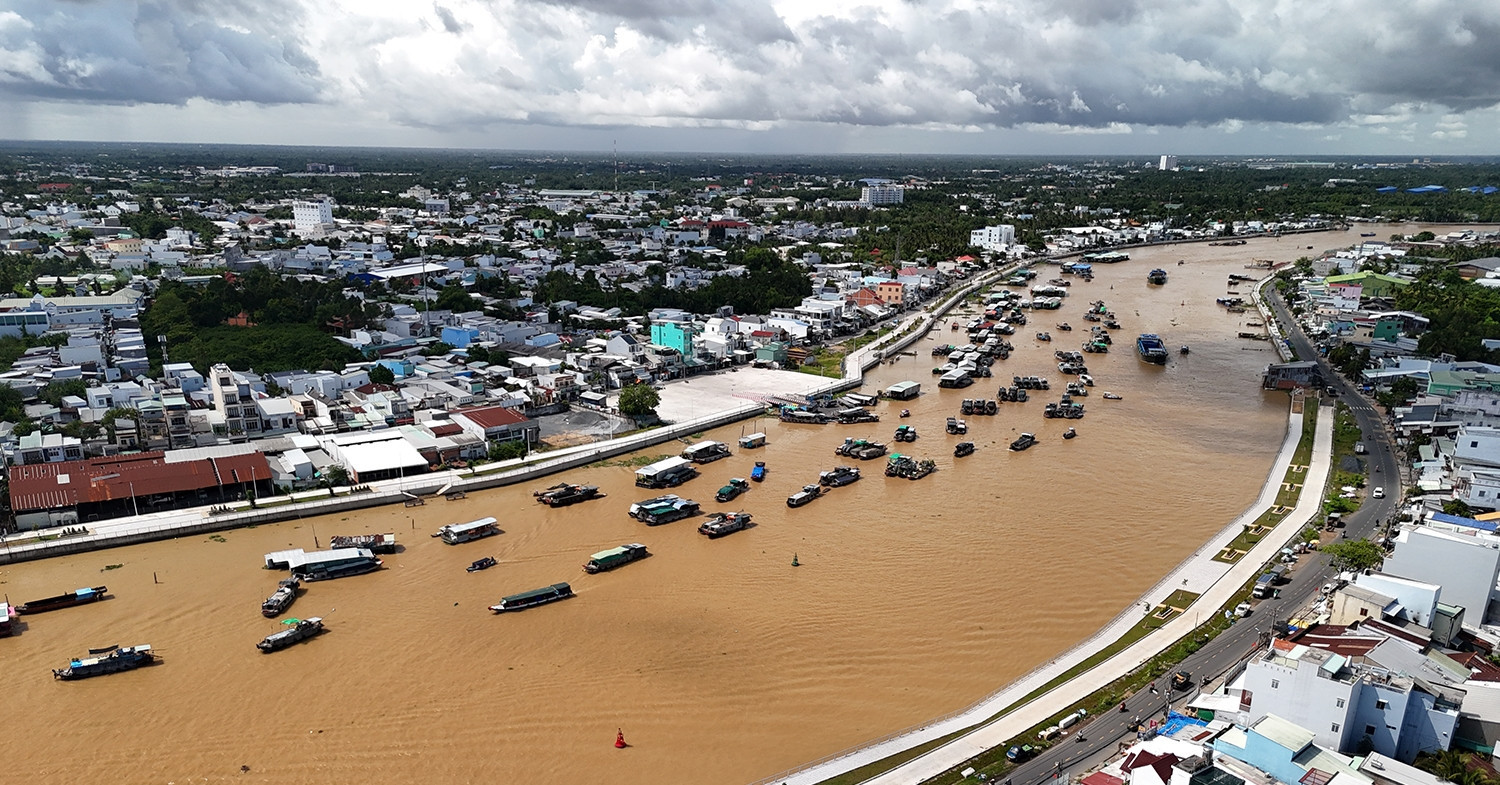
[1430,511,1496,531]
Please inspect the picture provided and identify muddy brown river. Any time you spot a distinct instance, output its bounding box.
[0,226,1461,784]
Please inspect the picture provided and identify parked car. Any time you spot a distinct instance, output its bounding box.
[1234,602,1252,618]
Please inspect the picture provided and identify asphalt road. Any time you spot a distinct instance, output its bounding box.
[989,287,1402,785]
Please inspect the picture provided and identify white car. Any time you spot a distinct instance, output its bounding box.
[1372,487,1385,499]
[1235,603,1253,617]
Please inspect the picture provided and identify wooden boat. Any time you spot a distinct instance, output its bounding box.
[18,586,107,614]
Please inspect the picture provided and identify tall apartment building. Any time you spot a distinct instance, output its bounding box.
[292,198,334,234]
[861,185,905,205]
[1159,155,1179,171]
[970,225,1016,251]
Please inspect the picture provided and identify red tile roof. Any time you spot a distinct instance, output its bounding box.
[455,405,530,430]
[10,451,272,512]
[427,423,464,437]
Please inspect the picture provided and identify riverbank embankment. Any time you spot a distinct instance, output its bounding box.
[757,400,1333,785]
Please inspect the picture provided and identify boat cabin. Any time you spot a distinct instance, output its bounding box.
[738,432,767,449]
[286,548,382,580]
[635,456,699,488]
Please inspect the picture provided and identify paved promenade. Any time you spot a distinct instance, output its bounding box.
[766,403,1333,785]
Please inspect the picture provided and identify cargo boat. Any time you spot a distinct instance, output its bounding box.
[261,577,301,618]
[835,438,888,460]
[17,586,107,614]
[1136,333,1169,365]
[489,583,574,613]
[682,441,733,464]
[467,557,497,572]
[634,456,700,489]
[257,618,324,653]
[288,548,383,582]
[0,601,15,637]
[1147,268,1168,285]
[326,533,398,553]
[750,461,767,482]
[1009,433,1039,451]
[954,442,976,458]
[819,466,861,487]
[716,478,750,502]
[53,644,157,680]
[786,484,824,508]
[583,543,649,574]
[632,497,701,525]
[533,483,603,507]
[436,517,501,544]
[699,512,753,538]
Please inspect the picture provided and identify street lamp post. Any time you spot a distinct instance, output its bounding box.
[129,481,139,518]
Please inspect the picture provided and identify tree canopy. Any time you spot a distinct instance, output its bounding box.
[618,383,661,417]
[1323,538,1385,573]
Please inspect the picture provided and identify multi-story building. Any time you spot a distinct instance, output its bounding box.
[292,198,333,234]
[209,364,256,440]
[1236,639,1458,763]
[1160,155,1179,171]
[861,185,904,205]
[970,225,1016,251]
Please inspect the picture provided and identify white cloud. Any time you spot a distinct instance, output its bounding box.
[1,0,1498,153]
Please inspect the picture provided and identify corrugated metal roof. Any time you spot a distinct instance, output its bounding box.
[9,450,272,512]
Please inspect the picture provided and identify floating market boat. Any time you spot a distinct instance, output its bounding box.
[257,618,324,653]
[1136,333,1169,365]
[1009,433,1039,451]
[467,556,498,572]
[489,583,574,613]
[716,478,750,503]
[534,483,604,507]
[260,577,300,618]
[1147,268,1168,285]
[53,644,157,680]
[18,586,108,614]
[818,466,861,487]
[583,543,649,574]
[954,442,976,458]
[327,533,398,553]
[786,484,824,508]
[699,512,753,538]
[751,461,767,482]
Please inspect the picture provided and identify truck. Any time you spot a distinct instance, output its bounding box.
[1253,572,1278,599]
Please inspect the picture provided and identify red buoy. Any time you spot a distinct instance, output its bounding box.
[615,729,628,749]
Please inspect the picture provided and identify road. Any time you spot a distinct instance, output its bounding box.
[989,288,1402,785]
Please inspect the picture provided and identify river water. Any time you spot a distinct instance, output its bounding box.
[0,225,1452,784]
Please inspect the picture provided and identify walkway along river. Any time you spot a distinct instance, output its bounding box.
[2,234,1362,785]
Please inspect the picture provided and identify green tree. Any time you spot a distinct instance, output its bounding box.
[367,364,395,385]
[435,284,477,312]
[618,383,661,417]
[488,440,528,461]
[1323,538,1385,573]
[1443,499,1474,517]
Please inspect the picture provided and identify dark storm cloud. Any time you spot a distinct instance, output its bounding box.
[0,0,321,105]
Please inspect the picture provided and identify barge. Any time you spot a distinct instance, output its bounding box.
[326,533,398,553]
[17,586,108,615]
[533,483,604,507]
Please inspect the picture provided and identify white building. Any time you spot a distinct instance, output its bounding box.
[1382,526,1500,625]
[1160,155,1179,171]
[970,225,1016,252]
[861,185,905,205]
[292,199,334,234]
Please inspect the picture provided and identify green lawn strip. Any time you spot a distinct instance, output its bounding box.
[1214,400,1321,563]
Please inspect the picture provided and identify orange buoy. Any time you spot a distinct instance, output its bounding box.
[615,729,628,749]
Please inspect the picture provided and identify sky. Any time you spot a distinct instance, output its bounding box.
[0,0,1497,156]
